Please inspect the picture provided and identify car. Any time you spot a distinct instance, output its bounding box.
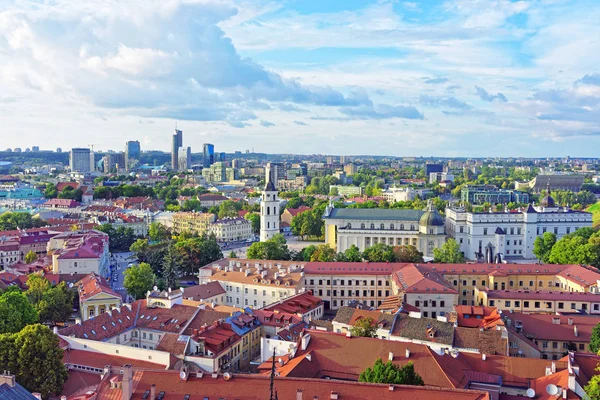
[186,281,196,285]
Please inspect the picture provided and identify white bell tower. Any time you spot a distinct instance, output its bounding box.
[260,179,280,242]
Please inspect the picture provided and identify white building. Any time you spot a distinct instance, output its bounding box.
[48,230,110,276]
[260,179,279,242]
[208,217,253,242]
[323,200,446,258]
[382,187,416,203]
[69,148,93,173]
[446,195,592,261]
[198,259,304,309]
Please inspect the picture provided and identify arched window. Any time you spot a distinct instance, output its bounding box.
[370,223,375,229]
[267,207,270,215]
[390,224,394,230]
[410,224,415,231]
[267,221,270,229]
[380,223,385,230]
[428,241,435,252]
[361,223,365,229]
[273,207,277,215]
[400,224,404,230]
[347,223,352,229]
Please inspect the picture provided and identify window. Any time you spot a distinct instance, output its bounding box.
[244,288,248,294]
[514,301,520,307]
[519,280,523,287]
[552,342,558,349]
[529,281,533,287]
[390,224,395,230]
[361,223,365,229]
[254,289,257,295]
[142,332,147,339]
[423,312,428,317]
[482,280,486,286]
[370,223,375,229]
[489,300,495,306]
[579,344,585,350]
[558,302,564,309]
[310,279,314,285]
[554,227,558,234]
[415,301,420,307]
[432,301,437,307]
[571,303,576,309]
[534,301,540,308]
[319,280,323,285]
[542,341,548,348]
[505,301,511,307]
[432,312,437,318]
[380,223,385,230]
[517,228,521,235]
[453,280,458,286]
[524,301,530,308]
[440,301,445,307]
[509,281,514,287]
[462,280,467,286]
[483,228,488,235]
[424,301,429,307]
[472,280,476,286]
[511,228,515,235]
[566,227,571,234]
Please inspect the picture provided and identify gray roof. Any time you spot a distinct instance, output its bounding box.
[391,315,454,345]
[324,208,425,221]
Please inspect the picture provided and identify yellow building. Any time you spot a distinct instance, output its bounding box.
[172,212,216,235]
[77,273,122,321]
[475,287,600,314]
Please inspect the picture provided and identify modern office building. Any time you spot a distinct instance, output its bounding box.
[171,129,183,170]
[69,148,93,173]
[203,143,215,167]
[178,146,192,171]
[425,163,443,176]
[265,162,283,187]
[461,185,530,205]
[124,140,141,171]
[201,162,227,182]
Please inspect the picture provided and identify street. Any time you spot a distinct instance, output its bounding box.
[109,251,137,300]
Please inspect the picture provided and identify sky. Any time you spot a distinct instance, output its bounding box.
[1,0,599,157]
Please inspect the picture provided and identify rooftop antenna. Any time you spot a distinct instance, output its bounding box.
[269,347,278,400]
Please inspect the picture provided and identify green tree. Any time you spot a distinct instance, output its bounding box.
[218,200,240,219]
[130,238,149,257]
[181,199,202,212]
[25,274,50,304]
[533,232,557,263]
[162,244,181,289]
[548,232,600,268]
[43,183,58,199]
[36,283,74,324]
[24,250,37,264]
[362,243,394,262]
[350,317,377,338]
[247,234,290,260]
[229,251,237,258]
[359,358,424,386]
[433,239,464,263]
[342,244,363,262]
[0,211,45,230]
[291,210,323,240]
[245,213,260,234]
[97,224,137,252]
[590,322,600,354]
[14,324,68,398]
[584,364,600,400]
[124,263,156,300]
[148,222,170,242]
[392,245,424,263]
[309,244,336,262]
[175,236,223,276]
[0,291,38,334]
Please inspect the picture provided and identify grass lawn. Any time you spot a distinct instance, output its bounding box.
[586,201,600,229]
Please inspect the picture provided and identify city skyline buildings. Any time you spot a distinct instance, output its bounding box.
[1,1,599,157]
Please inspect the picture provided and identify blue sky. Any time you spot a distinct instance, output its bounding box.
[0,0,599,156]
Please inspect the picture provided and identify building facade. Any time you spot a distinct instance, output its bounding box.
[446,201,592,261]
[70,148,92,172]
[172,212,216,235]
[461,185,530,205]
[323,201,446,258]
[208,218,253,242]
[260,179,279,242]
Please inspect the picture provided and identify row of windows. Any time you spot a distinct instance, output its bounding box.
[537,227,571,235]
[453,279,561,289]
[414,300,446,308]
[348,223,416,231]
[315,289,391,298]
[490,299,599,311]
[309,279,390,287]
[365,237,419,247]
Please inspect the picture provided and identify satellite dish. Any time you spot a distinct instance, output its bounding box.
[68,282,74,288]
[179,370,186,380]
[546,384,559,396]
[526,388,536,398]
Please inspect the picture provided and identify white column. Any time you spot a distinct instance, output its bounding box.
[94,305,99,317]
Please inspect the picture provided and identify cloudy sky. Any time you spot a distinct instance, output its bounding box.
[1,0,599,157]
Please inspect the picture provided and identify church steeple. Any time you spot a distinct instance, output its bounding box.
[260,173,280,242]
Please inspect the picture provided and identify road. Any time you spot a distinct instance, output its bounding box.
[109,251,137,301]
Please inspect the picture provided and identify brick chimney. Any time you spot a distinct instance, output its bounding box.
[121,364,133,400]
[0,373,15,387]
[150,384,156,400]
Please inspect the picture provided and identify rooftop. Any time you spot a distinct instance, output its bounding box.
[263,291,322,314]
[78,273,120,302]
[392,315,454,346]
[506,313,600,343]
[484,289,600,301]
[181,281,226,301]
[323,207,425,221]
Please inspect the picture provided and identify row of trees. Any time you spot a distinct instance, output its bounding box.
[0,211,45,231]
[533,228,600,268]
[0,277,74,334]
[128,232,223,293]
[97,224,138,252]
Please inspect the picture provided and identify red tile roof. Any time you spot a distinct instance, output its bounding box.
[394,264,457,294]
[263,291,322,314]
[285,206,311,217]
[99,369,490,400]
[44,198,79,207]
[56,182,80,191]
[303,261,401,276]
[63,349,167,369]
[78,273,120,302]
[454,306,504,329]
[154,333,189,355]
[507,313,600,344]
[198,193,229,201]
[181,281,226,301]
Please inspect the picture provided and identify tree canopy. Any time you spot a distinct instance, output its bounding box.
[359,359,424,386]
[362,243,395,262]
[309,244,337,262]
[0,291,38,334]
[24,250,38,264]
[26,275,74,324]
[97,224,138,252]
[0,324,68,398]
[584,364,600,400]
[350,317,377,338]
[590,322,600,354]
[433,239,464,263]
[0,211,45,231]
[124,262,156,300]
[533,232,557,263]
[247,234,290,260]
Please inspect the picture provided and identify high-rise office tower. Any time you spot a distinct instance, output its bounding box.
[171,129,183,170]
[203,143,215,168]
[125,140,141,171]
[178,147,192,171]
[70,148,92,172]
[265,162,283,187]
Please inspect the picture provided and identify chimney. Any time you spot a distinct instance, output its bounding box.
[568,373,576,391]
[388,352,394,362]
[296,390,303,400]
[563,388,568,399]
[301,334,311,351]
[32,394,42,400]
[389,385,395,392]
[330,393,339,400]
[345,331,352,339]
[552,362,556,373]
[61,396,67,400]
[150,384,156,400]
[121,364,134,400]
[306,353,312,362]
[405,348,410,358]
[482,353,486,361]
[545,367,552,376]
[0,373,15,387]
[574,325,579,337]
[53,326,59,334]
[75,318,82,325]
[568,318,573,326]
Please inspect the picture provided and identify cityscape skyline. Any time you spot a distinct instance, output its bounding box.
[1,0,599,157]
